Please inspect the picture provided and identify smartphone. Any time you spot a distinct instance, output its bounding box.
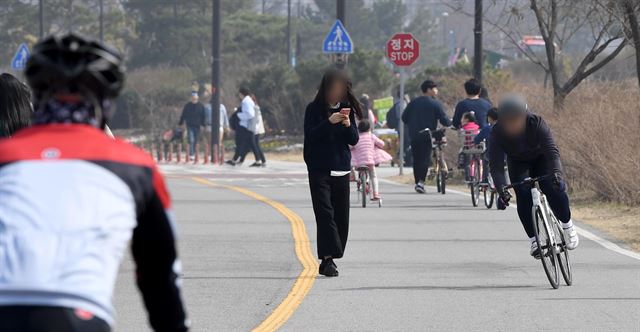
[339,108,350,116]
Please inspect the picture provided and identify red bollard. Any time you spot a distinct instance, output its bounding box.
[203,143,209,165]
[194,144,199,165]
[176,143,182,163]
[167,144,173,162]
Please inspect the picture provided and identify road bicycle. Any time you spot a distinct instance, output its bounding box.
[420,128,449,194]
[459,130,485,207]
[503,175,573,289]
[355,166,381,208]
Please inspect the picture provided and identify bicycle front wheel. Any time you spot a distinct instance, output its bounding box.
[439,170,446,195]
[484,187,494,209]
[554,221,573,285]
[470,159,480,207]
[533,206,559,289]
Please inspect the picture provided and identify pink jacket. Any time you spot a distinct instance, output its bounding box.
[351,132,391,166]
[461,122,480,147]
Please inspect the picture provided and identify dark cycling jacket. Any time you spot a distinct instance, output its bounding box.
[489,113,563,190]
[0,124,188,331]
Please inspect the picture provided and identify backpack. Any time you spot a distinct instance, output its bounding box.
[229,109,240,131]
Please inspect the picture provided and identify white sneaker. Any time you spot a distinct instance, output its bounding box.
[562,224,579,250]
[530,241,541,259]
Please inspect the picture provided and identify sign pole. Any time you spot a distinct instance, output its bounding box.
[398,67,405,176]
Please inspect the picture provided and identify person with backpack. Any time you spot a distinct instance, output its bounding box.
[226,87,255,166]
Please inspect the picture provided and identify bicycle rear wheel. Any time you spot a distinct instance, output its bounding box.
[553,220,573,285]
[435,167,442,193]
[439,170,446,195]
[360,172,367,208]
[533,206,559,289]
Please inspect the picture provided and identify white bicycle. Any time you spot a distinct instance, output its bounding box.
[503,175,572,289]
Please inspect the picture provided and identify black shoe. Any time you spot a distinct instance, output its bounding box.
[249,162,262,167]
[320,258,339,277]
[319,259,328,274]
[225,160,236,166]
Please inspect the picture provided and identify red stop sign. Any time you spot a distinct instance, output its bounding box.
[386,33,420,67]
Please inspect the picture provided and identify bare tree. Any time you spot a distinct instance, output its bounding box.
[620,0,640,87]
[530,0,628,107]
[450,0,629,108]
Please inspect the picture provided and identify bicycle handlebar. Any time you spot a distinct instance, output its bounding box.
[502,174,553,191]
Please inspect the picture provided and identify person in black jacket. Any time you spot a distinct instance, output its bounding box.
[401,80,451,193]
[303,69,361,277]
[179,92,205,160]
[489,95,579,259]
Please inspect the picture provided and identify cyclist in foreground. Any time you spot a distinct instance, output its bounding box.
[489,95,579,258]
[0,34,188,331]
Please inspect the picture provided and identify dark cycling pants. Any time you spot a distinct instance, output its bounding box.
[0,306,110,332]
[308,172,350,259]
[411,136,432,184]
[508,157,571,238]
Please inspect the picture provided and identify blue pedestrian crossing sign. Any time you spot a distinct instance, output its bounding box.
[11,43,30,70]
[323,20,353,54]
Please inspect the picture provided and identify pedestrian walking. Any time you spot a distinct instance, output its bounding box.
[226,87,255,166]
[0,73,32,138]
[402,80,452,193]
[452,78,492,129]
[303,69,362,277]
[179,91,205,160]
[248,94,266,167]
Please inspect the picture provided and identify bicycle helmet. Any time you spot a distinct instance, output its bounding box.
[25,33,124,116]
[497,94,528,119]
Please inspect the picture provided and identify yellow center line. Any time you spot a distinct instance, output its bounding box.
[190,177,317,331]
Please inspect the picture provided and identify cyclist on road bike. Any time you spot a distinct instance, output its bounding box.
[489,95,579,258]
[0,34,188,331]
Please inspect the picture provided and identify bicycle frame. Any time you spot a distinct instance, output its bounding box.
[531,184,560,253]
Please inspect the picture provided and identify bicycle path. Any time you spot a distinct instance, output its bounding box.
[114,161,640,331]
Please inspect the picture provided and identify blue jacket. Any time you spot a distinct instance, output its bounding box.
[473,124,492,145]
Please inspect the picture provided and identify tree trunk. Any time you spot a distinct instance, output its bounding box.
[622,0,640,87]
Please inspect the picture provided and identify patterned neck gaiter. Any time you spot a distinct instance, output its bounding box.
[32,99,98,127]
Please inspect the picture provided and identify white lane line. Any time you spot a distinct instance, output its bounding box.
[379,178,640,261]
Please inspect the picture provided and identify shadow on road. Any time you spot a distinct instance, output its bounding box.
[338,285,537,291]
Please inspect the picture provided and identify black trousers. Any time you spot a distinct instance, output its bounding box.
[0,306,110,332]
[411,136,432,184]
[508,157,572,238]
[233,126,254,162]
[308,172,350,259]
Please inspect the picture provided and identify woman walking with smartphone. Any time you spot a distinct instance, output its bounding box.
[303,69,362,277]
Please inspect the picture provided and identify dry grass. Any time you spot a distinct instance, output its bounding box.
[572,202,640,252]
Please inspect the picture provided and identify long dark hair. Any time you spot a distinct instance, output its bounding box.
[313,69,363,119]
[0,73,32,138]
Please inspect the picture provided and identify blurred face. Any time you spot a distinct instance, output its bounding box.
[425,87,438,97]
[461,117,469,126]
[191,94,198,103]
[501,113,527,137]
[327,79,346,105]
[488,117,497,125]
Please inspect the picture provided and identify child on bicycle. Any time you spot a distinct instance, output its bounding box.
[458,112,480,179]
[350,121,390,201]
[489,95,579,258]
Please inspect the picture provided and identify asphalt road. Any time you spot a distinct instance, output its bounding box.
[114,161,640,331]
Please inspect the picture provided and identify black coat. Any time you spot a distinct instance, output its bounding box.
[303,100,359,174]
